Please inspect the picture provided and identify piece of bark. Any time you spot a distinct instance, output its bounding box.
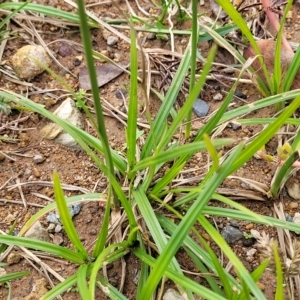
[79,64,124,90]
[243,40,300,89]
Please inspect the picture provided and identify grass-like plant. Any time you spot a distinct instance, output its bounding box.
[1,0,300,299]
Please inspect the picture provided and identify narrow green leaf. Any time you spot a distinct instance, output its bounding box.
[98,275,128,300]
[76,0,118,207]
[77,265,90,299]
[185,0,199,138]
[203,134,219,171]
[92,197,111,257]
[126,19,138,170]
[53,172,88,261]
[284,45,300,91]
[0,235,83,264]
[271,151,299,197]
[201,206,300,233]
[0,271,29,283]
[130,139,233,175]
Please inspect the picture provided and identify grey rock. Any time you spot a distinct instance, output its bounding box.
[46,203,82,224]
[25,221,50,242]
[107,36,118,46]
[221,225,244,244]
[33,154,45,164]
[12,45,51,80]
[193,99,210,117]
[285,213,293,222]
[163,289,185,300]
[231,121,241,130]
[234,90,247,99]
[46,212,60,225]
[230,221,240,228]
[69,202,82,217]
[40,98,84,148]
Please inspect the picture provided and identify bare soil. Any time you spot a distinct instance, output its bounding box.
[1,1,300,299]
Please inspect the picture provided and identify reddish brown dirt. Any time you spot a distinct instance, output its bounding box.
[1,1,300,299]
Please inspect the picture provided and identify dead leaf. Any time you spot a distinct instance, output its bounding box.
[79,64,124,90]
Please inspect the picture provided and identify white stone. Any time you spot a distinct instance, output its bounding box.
[40,98,84,148]
[213,93,223,101]
[163,289,185,300]
[107,36,118,46]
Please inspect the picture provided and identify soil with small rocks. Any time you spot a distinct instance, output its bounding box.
[1,1,300,299]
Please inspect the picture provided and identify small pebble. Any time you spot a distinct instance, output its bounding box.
[243,237,256,247]
[213,93,223,101]
[47,223,55,232]
[246,248,257,256]
[202,233,211,241]
[293,212,300,224]
[52,234,64,245]
[245,223,254,230]
[32,167,41,178]
[285,213,293,222]
[107,36,118,46]
[163,288,185,300]
[193,99,210,117]
[289,202,299,209]
[55,224,62,233]
[47,212,60,224]
[234,90,247,99]
[230,221,240,228]
[115,88,128,99]
[4,214,16,223]
[58,42,72,57]
[221,225,244,244]
[7,252,22,265]
[146,33,156,40]
[0,153,5,162]
[33,154,45,164]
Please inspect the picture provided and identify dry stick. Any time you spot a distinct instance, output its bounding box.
[7,181,90,193]
[0,114,31,132]
[0,150,16,162]
[134,0,150,16]
[0,198,45,207]
[0,22,9,62]
[16,177,27,209]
